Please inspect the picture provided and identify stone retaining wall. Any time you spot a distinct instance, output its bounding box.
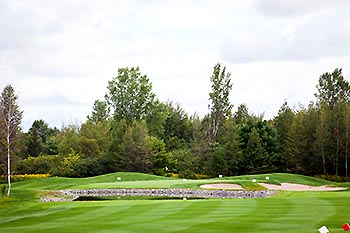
[41,189,275,202]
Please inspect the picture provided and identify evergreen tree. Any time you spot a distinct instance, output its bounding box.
[87,100,110,123]
[245,128,268,174]
[217,117,242,176]
[287,110,307,174]
[272,101,294,172]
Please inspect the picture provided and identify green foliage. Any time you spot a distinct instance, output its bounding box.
[237,115,280,174]
[210,145,228,176]
[57,125,81,156]
[122,121,152,172]
[105,67,156,124]
[217,118,242,176]
[208,63,233,142]
[48,121,111,177]
[315,68,349,108]
[24,119,58,157]
[1,185,6,196]
[273,101,294,149]
[106,119,128,172]
[15,155,59,174]
[314,174,350,182]
[163,102,192,151]
[145,100,168,137]
[172,148,199,178]
[272,101,294,172]
[0,85,23,196]
[87,99,109,123]
[149,136,173,175]
[8,66,350,180]
[53,150,82,177]
[234,103,249,124]
[246,128,268,173]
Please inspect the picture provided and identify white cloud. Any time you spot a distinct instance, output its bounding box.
[224,1,350,63]
[0,0,350,131]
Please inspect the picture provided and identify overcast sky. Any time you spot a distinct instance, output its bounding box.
[1,0,350,131]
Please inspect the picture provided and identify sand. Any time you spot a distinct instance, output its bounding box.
[200,183,243,189]
[200,182,346,191]
[257,182,346,191]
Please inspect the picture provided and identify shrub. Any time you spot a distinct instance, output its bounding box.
[1,185,6,197]
[15,155,60,174]
[314,174,350,182]
[193,173,211,179]
[0,174,51,182]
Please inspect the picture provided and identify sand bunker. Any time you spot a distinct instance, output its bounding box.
[258,182,346,191]
[200,182,346,191]
[200,183,243,190]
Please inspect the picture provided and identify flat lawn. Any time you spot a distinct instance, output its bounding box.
[1,173,349,233]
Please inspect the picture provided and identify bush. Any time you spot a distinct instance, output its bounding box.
[0,174,51,182]
[171,148,199,178]
[15,155,60,174]
[1,185,6,197]
[51,153,105,178]
[314,174,350,182]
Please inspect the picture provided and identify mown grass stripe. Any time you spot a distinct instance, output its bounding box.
[2,172,350,233]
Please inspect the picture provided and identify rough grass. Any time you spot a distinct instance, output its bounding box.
[1,172,350,233]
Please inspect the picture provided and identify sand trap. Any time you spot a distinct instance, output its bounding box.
[200,183,243,190]
[258,182,346,191]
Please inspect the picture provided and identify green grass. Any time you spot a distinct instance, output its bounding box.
[1,172,350,233]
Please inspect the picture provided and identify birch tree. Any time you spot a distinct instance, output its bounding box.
[315,68,350,175]
[0,85,22,196]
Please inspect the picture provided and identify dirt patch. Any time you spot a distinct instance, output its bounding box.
[200,183,243,190]
[258,182,346,191]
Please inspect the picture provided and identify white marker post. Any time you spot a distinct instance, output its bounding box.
[252,178,256,183]
[318,226,329,233]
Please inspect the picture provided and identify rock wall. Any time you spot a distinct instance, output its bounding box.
[41,189,275,202]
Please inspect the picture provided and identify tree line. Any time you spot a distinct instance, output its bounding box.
[1,65,350,183]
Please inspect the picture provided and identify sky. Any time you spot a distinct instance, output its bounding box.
[1,0,350,131]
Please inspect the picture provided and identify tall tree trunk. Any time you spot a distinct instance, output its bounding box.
[335,127,339,176]
[321,144,326,174]
[346,130,348,179]
[336,113,340,176]
[320,116,326,174]
[345,104,349,179]
[6,124,11,197]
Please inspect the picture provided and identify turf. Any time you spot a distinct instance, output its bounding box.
[1,172,349,233]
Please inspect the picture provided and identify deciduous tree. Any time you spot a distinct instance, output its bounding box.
[0,85,22,196]
[105,67,156,124]
[315,68,350,175]
[208,63,233,142]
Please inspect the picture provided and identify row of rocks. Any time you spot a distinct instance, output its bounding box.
[41,189,275,202]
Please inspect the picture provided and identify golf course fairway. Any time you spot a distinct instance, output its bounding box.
[0,172,349,233]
